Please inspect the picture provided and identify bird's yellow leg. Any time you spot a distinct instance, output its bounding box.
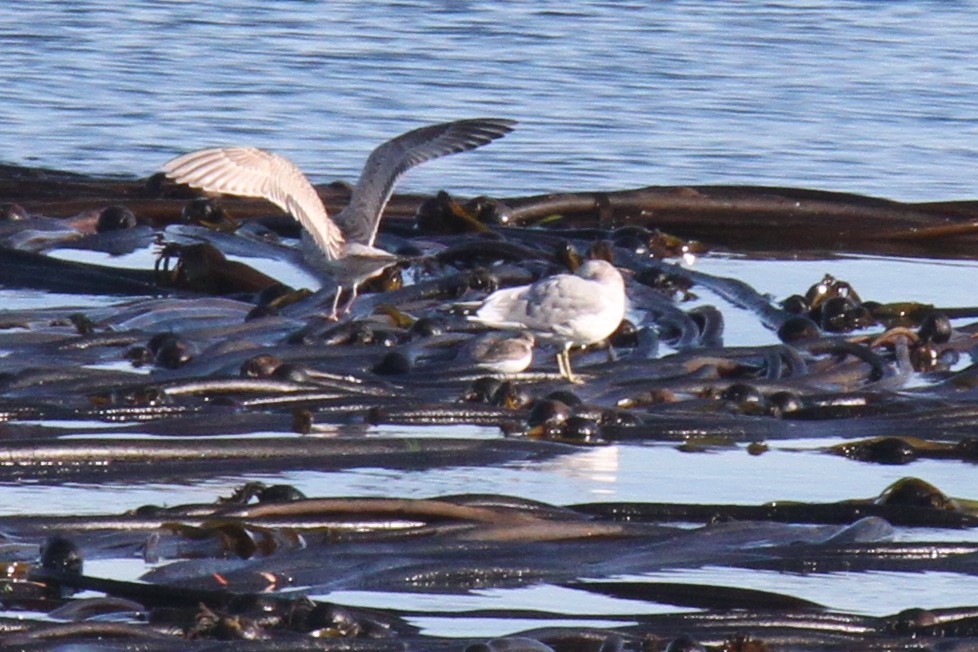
[557,347,581,383]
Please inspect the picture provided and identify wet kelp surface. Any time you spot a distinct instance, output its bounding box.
[3,165,978,649]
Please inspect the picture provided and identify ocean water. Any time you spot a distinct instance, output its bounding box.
[3,0,978,639]
[0,1,976,200]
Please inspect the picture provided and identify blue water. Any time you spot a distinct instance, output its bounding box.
[4,1,978,638]
[1,1,977,200]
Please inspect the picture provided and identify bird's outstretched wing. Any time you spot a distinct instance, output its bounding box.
[338,118,517,246]
[162,146,344,260]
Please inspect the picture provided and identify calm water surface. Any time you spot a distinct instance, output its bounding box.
[2,0,978,636]
[0,1,976,199]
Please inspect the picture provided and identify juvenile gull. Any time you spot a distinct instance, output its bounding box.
[162,118,516,317]
[469,259,626,382]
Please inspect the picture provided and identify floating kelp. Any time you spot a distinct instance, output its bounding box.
[1,484,977,649]
[4,163,978,649]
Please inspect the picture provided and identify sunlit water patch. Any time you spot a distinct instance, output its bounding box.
[1,438,962,520]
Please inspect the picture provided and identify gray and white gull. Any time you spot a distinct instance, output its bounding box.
[469,259,626,382]
[162,118,516,317]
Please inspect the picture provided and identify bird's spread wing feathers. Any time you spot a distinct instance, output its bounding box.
[162,118,516,259]
[338,118,517,245]
[162,146,344,260]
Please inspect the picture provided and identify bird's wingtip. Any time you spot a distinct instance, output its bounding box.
[478,117,518,131]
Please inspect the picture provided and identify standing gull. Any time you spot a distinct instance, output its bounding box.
[162,118,516,317]
[469,259,626,382]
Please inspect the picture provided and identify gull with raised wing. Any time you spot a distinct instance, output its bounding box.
[469,259,626,383]
[163,118,516,317]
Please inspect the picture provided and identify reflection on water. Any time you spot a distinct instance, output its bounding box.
[542,445,620,496]
[0,437,938,516]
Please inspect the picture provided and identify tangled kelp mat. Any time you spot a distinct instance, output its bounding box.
[3,164,978,649]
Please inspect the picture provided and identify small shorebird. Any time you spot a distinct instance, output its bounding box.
[465,331,536,375]
[163,118,516,318]
[469,259,626,382]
